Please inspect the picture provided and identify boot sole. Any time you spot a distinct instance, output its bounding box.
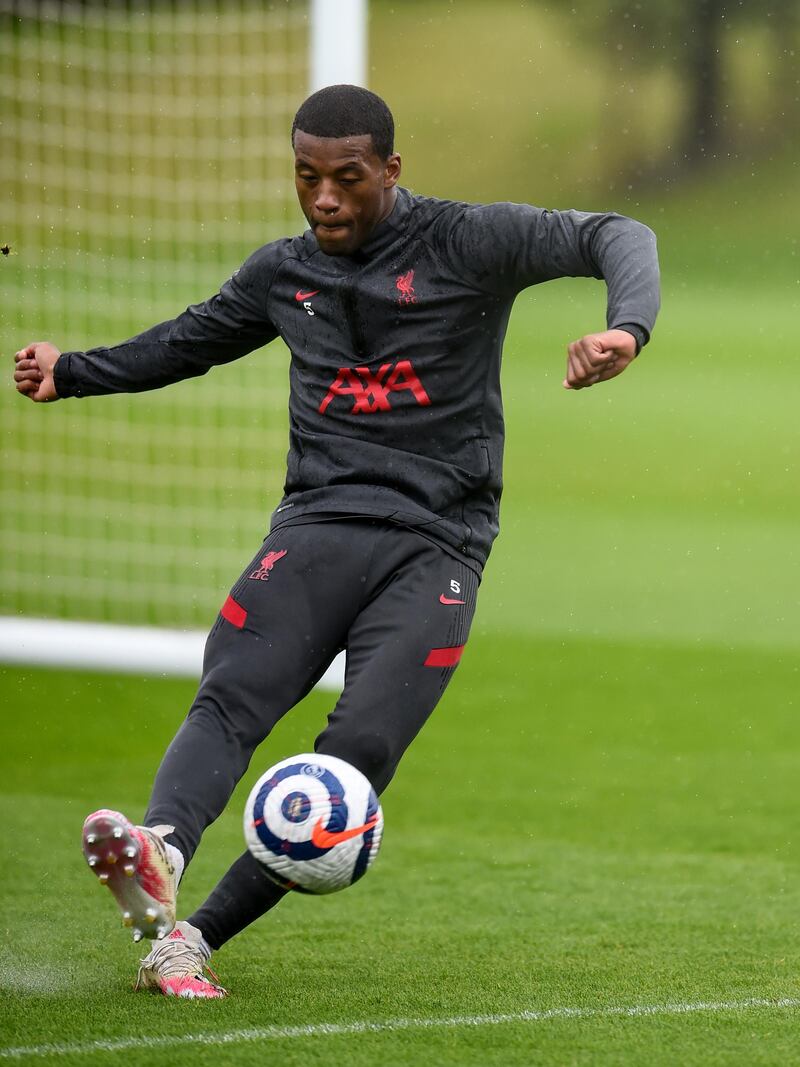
[82,809,174,942]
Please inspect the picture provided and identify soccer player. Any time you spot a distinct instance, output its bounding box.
[13,85,660,998]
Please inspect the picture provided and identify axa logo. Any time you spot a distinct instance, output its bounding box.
[319,359,431,415]
[249,549,288,581]
[396,269,416,305]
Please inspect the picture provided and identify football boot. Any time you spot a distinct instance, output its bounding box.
[82,808,178,942]
[135,922,227,999]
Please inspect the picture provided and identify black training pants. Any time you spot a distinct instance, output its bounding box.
[145,519,479,865]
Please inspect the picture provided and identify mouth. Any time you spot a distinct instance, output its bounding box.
[313,221,351,237]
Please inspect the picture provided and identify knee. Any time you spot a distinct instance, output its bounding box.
[316,728,396,796]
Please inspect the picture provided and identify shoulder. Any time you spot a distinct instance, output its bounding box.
[234,235,311,289]
[406,191,548,249]
[404,190,470,240]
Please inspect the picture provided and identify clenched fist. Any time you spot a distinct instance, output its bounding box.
[563,329,637,390]
[14,342,61,402]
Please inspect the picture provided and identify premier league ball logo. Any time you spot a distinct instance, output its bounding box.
[244,753,384,894]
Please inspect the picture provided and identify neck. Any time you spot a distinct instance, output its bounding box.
[378,186,398,225]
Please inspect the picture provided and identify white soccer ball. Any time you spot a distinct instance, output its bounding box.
[244,753,383,894]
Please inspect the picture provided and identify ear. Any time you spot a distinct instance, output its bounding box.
[384,153,401,189]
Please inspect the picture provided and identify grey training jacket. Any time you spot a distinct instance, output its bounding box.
[54,187,660,571]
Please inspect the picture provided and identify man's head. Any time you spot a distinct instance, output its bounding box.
[292,85,401,255]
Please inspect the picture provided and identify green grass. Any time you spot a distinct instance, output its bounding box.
[1,632,800,1065]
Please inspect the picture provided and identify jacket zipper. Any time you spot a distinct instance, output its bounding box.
[341,273,368,361]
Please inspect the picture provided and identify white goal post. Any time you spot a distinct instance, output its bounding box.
[0,0,368,686]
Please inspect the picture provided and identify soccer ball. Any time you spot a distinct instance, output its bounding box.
[244,753,383,894]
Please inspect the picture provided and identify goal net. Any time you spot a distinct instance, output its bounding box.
[1,0,314,634]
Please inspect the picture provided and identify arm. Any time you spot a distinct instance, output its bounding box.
[13,247,280,403]
[441,202,660,389]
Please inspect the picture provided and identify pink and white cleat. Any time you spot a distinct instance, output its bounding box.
[81,809,178,942]
[135,922,227,998]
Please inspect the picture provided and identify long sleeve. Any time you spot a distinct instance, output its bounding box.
[438,202,660,346]
[53,247,280,398]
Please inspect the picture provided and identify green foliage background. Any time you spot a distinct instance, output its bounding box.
[370,0,799,204]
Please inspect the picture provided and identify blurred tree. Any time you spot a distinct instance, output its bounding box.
[371,0,797,201]
[554,0,800,172]
[683,0,725,167]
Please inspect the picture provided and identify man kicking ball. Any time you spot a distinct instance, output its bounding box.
[13,84,660,997]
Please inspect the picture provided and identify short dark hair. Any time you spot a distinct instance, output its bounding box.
[292,84,395,160]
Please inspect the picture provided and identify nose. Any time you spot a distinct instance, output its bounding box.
[314,179,340,216]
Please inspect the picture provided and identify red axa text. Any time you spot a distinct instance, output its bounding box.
[319,359,431,415]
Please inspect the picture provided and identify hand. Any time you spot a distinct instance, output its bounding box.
[563,329,638,390]
[13,342,61,402]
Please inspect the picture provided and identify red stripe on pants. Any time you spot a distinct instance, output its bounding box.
[221,595,247,629]
[424,644,465,668]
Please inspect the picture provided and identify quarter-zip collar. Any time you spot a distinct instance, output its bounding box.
[355,186,412,258]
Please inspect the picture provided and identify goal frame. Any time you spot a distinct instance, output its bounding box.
[0,0,367,687]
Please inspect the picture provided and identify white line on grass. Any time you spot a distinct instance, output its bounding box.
[1,997,798,1059]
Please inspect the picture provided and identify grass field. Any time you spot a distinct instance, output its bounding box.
[2,634,800,1066]
[3,197,800,1062]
